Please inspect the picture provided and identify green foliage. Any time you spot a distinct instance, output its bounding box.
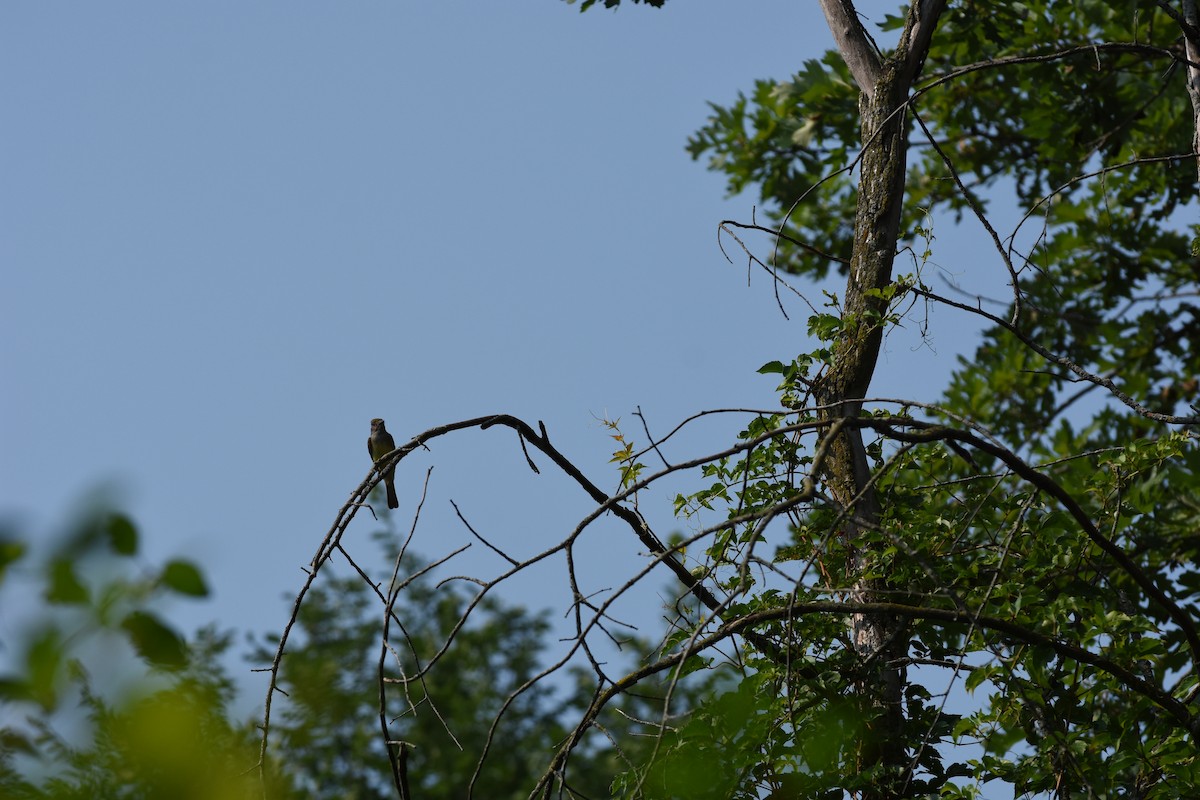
[567,0,667,10]
[628,672,788,800]
[251,529,699,799]
[0,510,273,800]
[602,415,648,490]
[2,512,715,799]
[25,629,277,800]
[252,555,575,799]
[618,2,1200,797]
[689,51,861,281]
[691,2,1195,289]
[8,3,1200,798]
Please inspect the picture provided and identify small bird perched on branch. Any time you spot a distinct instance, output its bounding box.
[368,418,399,509]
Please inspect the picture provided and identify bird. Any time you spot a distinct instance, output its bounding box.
[368,418,399,509]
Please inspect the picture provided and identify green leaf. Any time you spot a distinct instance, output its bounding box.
[45,558,89,604]
[26,628,65,711]
[121,611,189,670]
[0,728,37,756]
[106,512,139,555]
[0,676,32,706]
[160,559,209,597]
[0,538,26,583]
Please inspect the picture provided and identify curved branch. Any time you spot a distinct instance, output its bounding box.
[260,412,838,790]
[913,41,1196,100]
[855,416,1200,674]
[532,596,1194,796]
[911,109,1023,321]
[1010,152,1199,249]
[911,287,1200,425]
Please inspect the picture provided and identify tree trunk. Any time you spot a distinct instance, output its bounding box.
[816,2,947,795]
[817,60,912,797]
[1183,0,1200,184]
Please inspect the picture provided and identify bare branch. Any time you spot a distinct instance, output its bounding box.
[532,595,1194,796]
[818,0,883,93]
[912,287,1200,426]
[857,415,1200,673]
[899,0,949,83]
[913,41,1196,99]
[449,499,519,567]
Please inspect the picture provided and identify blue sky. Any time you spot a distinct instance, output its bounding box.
[2,0,1003,721]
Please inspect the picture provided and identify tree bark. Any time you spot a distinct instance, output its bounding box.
[818,60,911,798]
[1183,0,1200,184]
[816,2,946,795]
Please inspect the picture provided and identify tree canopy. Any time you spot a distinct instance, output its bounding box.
[4,1,1200,799]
